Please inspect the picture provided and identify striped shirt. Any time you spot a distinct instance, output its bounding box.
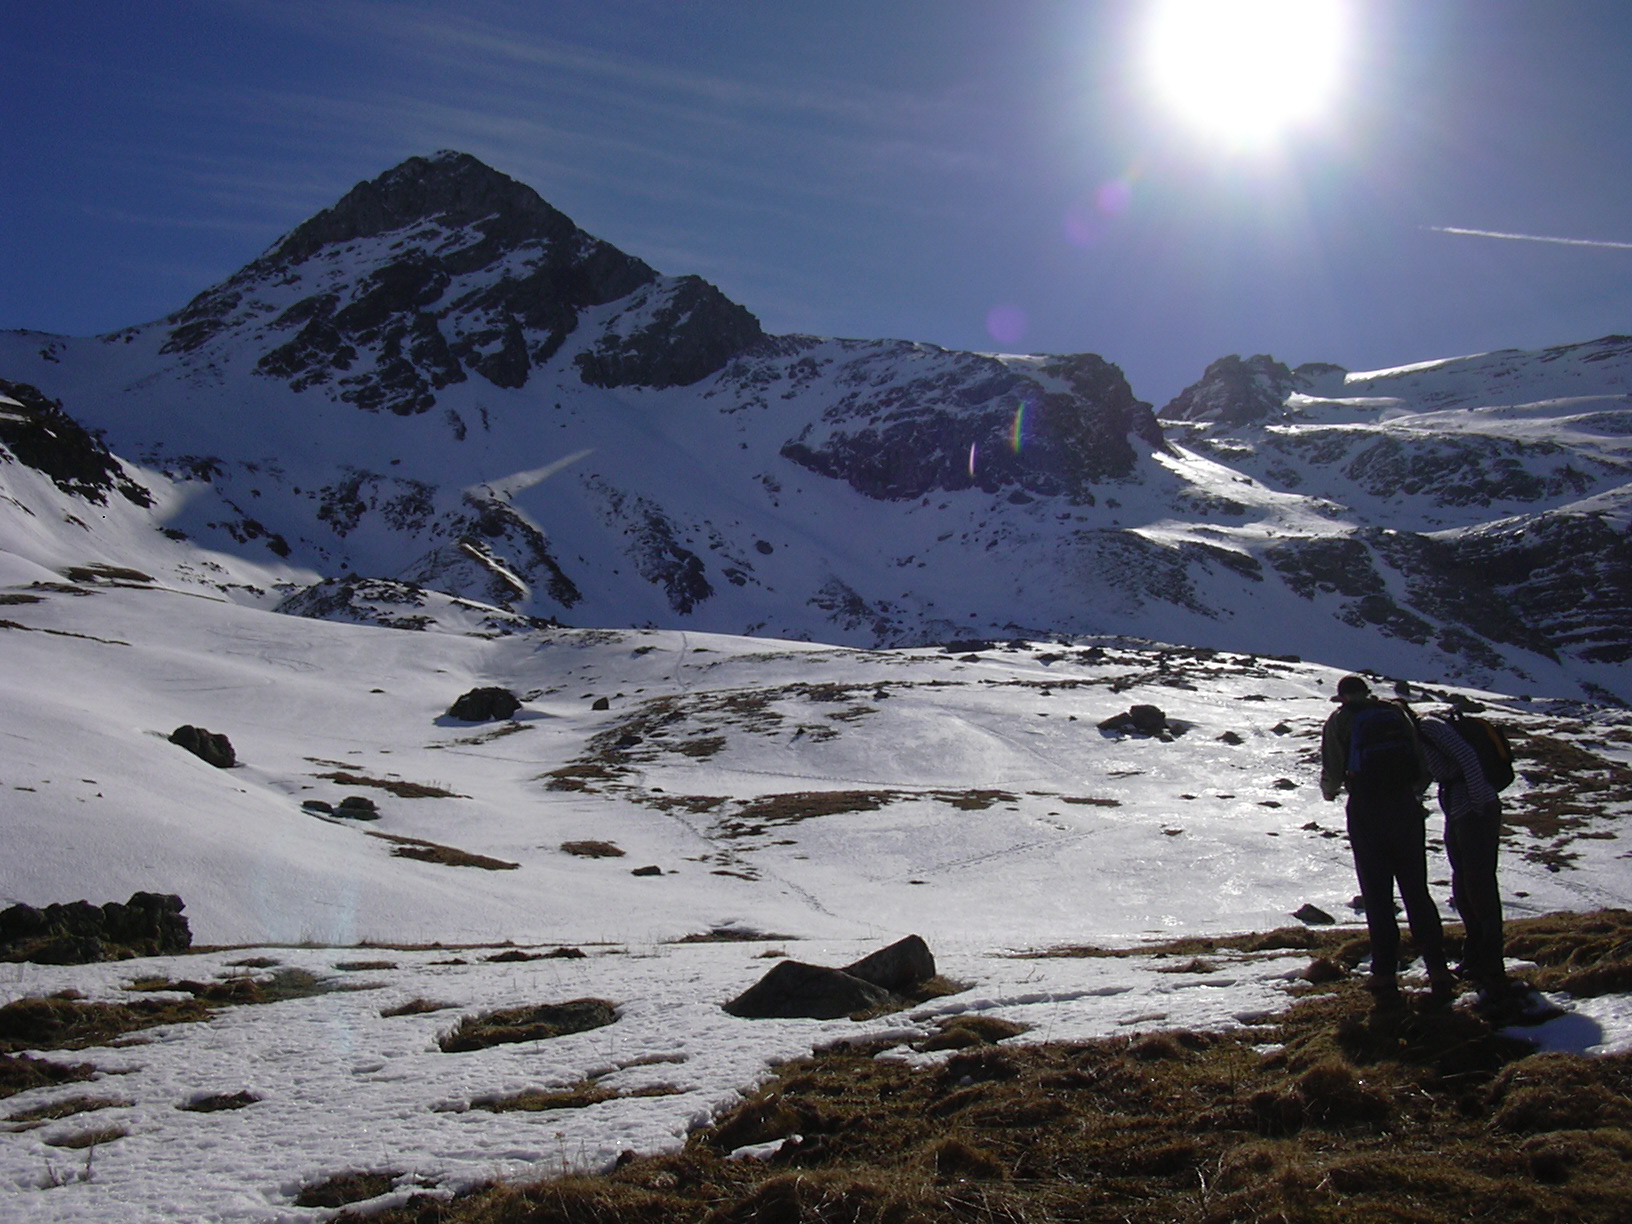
[1418,716,1500,819]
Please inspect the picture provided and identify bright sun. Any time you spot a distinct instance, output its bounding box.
[1145,0,1350,148]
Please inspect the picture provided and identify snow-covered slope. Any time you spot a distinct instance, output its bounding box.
[4,334,1632,1220]
[3,522,1631,1220]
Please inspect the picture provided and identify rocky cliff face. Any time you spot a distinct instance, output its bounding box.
[1159,353,1342,426]
[743,340,1164,503]
[0,378,151,506]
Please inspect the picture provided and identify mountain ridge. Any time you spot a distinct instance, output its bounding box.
[2,151,1629,703]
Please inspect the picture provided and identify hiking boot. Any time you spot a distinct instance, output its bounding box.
[1367,976,1404,1013]
[1426,967,1458,1008]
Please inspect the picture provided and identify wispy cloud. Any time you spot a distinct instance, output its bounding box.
[1427,225,1632,251]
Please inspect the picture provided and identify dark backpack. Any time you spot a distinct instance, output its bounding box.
[1447,711,1516,792]
[1346,702,1419,789]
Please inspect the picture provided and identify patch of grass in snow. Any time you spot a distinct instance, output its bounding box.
[293,1168,405,1209]
[124,965,380,1006]
[0,994,212,1055]
[312,770,465,798]
[363,915,1632,1224]
[0,1054,98,1101]
[433,720,536,747]
[5,1093,132,1128]
[673,928,796,944]
[1502,730,1632,872]
[437,999,618,1053]
[177,1090,261,1113]
[561,840,625,858]
[43,1123,128,1149]
[468,1081,684,1113]
[367,829,520,870]
[380,998,458,1018]
[60,564,153,585]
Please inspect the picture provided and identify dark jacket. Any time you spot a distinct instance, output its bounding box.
[1320,697,1431,801]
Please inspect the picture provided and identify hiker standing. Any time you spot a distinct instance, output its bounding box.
[1418,711,1510,1005]
[1319,674,1454,1007]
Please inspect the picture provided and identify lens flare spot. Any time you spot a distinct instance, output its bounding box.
[985,304,1028,347]
[968,441,979,478]
[1097,179,1133,216]
[1010,402,1027,454]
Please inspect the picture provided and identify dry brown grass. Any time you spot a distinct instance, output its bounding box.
[5,1093,132,1127]
[468,1082,684,1113]
[1503,730,1632,872]
[0,993,213,1056]
[178,1090,261,1113]
[561,840,625,858]
[367,829,520,870]
[381,998,459,1018]
[44,1123,128,1149]
[0,1053,98,1101]
[438,1000,619,1054]
[314,771,465,798]
[295,1169,404,1209]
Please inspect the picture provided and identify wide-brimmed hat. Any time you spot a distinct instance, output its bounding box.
[1331,674,1371,702]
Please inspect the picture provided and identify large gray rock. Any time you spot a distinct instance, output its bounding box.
[841,934,936,992]
[446,686,521,721]
[722,959,898,1020]
[169,725,236,768]
[0,892,191,964]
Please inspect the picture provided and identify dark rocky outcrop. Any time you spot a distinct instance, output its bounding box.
[776,346,1164,504]
[0,378,151,506]
[446,686,521,721]
[1097,705,1169,736]
[575,275,764,390]
[169,725,236,768]
[1159,354,1338,426]
[724,935,936,1020]
[841,933,936,993]
[723,959,899,1020]
[0,892,191,964]
[334,796,381,820]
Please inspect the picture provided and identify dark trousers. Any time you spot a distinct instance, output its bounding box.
[1445,801,1506,984]
[1346,787,1447,980]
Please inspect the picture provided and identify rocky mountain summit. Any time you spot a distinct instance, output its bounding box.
[2,152,1629,703]
[156,151,763,414]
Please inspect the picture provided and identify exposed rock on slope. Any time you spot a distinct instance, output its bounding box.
[0,377,150,506]
[770,343,1163,502]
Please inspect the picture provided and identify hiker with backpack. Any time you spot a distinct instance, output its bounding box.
[1418,706,1514,1009]
[1319,674,1455,1009]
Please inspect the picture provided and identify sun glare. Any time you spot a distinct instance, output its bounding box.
[1145,0,1349,149]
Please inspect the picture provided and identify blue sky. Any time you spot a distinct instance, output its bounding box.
[5,0,1631,406]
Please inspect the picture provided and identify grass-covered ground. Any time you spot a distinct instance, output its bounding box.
[249,908,1632,1223]
[347,913,1632,1220]
[4,913,1628,1221]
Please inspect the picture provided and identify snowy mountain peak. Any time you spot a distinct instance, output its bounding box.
[267,149,592,267]
[155,152,762,412]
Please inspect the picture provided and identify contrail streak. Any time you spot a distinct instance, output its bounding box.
[1428,225,1632,251]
